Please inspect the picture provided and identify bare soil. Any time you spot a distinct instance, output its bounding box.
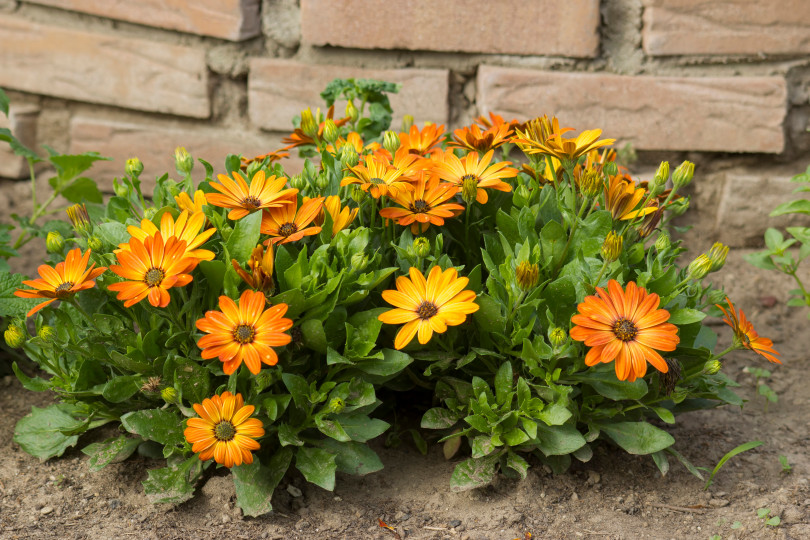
[1,249,809,540]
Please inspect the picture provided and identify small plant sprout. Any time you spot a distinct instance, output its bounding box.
[779,455,792,475]
[757,508,781,527]
[703,441,764,490]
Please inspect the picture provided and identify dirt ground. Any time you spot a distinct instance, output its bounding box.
[1,246,809,540]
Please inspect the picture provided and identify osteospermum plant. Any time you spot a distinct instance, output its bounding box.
[1,79,780,513]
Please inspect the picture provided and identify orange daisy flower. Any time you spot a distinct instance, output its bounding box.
[398,123,445,156]
[175,190,207,214]
[196,289,292,375]
[323,195,358,236]
[475,112,520,132]
[232,243,274,295]
[432,149,516,204]
[281,105,351,149]
[449,122,513,153]
[14,248,107,317]
[513,116,615,165]
[184,391,265,468]
[378,266,479,350]
[604,174,658,221]
[260,196,324,245]
[207,170,297,221]
[717,297,781,364]
[570,280,680,382]
[379,173,465,234]
[108,233,197,308]
[120,210,216,268]
[340,150,420,199]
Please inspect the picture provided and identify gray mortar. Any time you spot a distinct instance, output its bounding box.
[601,0,644,75]
[262,0,301,53]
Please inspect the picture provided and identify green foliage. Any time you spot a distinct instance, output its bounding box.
[703,440,764,490]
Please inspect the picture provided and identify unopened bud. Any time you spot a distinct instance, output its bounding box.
[245,159,262,178]
[672,160,695,189]
[37,325,56,342]
[707,289,726,305]
[549,327,567,348]
[351,186,366,204]
[461,176,479,205]
[707,242,729,272]
[290,174,306,191]
[402,115,414,132]
[654,161,670,186]
[4,324,25,348]
[46,231,65,253]
[328,397,345,414]
[601,231,623,263]
[174,146,193,176]
[340,144,359,169]
[383,130,400,155]
[350,252,369,272]
[125,157,143,178]
[687,254,712,281]
[87,235,103,252]
[603,161,619,177]
[654,232,671,253]
[515,261,539,291]
[323,119,339,144]
[315,172,330,191]
[413,237,431,259]
[300,108,318,139]
[580,169,602,198]
[703,359,722,375]
[66,204,92,235]
[160,386,177,404]
[345,100,359,123]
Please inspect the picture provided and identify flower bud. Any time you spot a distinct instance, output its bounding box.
[461,176,479,205]
[245,159,262,178]
[4,324,26,348]
[345,99,359,123]
[654,232,671,253]
[160,386,177,404]
[340,144,359,169]
[707,289,726,305]
[113,177,130,198]
[515,261,539,291]
[290,174,306,191]
[125,157,143,178]
[46,231,65,254]
[401,114,414,132]
[707,242,729,272]
[87,235,103,252]
[383,130,400,155]
[579,169,602,198]
[413,237,431,259]
[654,161,670,185]
[601,231,623,263]
[66,204,92,236]
[603,161,618,177]
[315,171,330,191]
[322,118,339,144]
[328,397,345,414]
[350,252,369,272]
[686,254,712,281]
[174,146,193,176]
[672,160,695,189]
[351,186,366,204]
[703,359,722,375]
[300,108,318,139]
[548,327,567,348]
[143,207,158,220]
[37,325,56,342]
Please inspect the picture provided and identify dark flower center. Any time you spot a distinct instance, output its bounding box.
[278,222,298,237]
[242,195,262,210]
[233,324,255,344]
[369,177,384,185]
[416,301,439,320]
[213,421,236,442]
[409,199,431,213]
[613,318,638,342]
[461,174,479,185]
[144,268,165,287]
[54,281,74,296]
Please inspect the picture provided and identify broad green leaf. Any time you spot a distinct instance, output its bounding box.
[12,362,50,391]
[651,407,675,424]
[48,152,110,186]
[295,447,337,491]
[576,371,649,400]
[315,416,351,442]
[82,435,141,472]
[503,428,530,447]
[472,293,505,330]
[232,447,293,517]
[282,373,311,409]
[667,308,707,325]
[770,199,810,217]
[534,423,586,456]
[320,439,383,476]
[652,450,670,476]
[450,454,499,492]
[143,455,203,504]
[173,359,210,405]
[494,360,513,406]
[301,318,327,354]
[60,177,103,203]
[536,402,572,426]
[121,409,184,447]
[506,451,530,479]
[421,408,457,429]
[0,272,39,317]
[353,349,413,377]
[471,435,496,458]
[334,414,389,442]
[225,210,262,264]
[102,375,143,403]
[600,421,675,455]
[0,87,8,115]
[96,222,131,247]
[540,276,576,325]
[14,405,83,460]
[345,308,387,359]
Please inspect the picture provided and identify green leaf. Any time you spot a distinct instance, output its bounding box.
[282,373,311,409]
[576,371,649,400]
[320,439,383,476]
[652,450,670,476]
[345,308,387,359]
[0,87,8,116]
[173,359,210,405]
[494,360,513,406]
[120,409,185,447]
[600,422,675,455]
[295,447,337,491]
[96,222,131,247]
[503,428,530,447]
[60,177,103,203]
[353,349,413,377]
[107,350,152,373]
[770,199,810,216]
[143,455,203,504]
[534,423,586,456]
[14,405,83,460]
[506,451,530,480]
[703,440,763,490]
[450,454,499,492]
[301,318,327,353]
[540,220,566,269]
[667,308,707,325]
[472,293,505,331]
[48,152,110,186]
[0,272,40,317]
[540,276,576,324]
[232,447,293,517]
[315,416,351,442]
[102,375,143,403]
[536,402,572,426]
[334,414,389,442]
[421,408,458,429]
[651,407,675,424]
[12,362,50,391]
[82,435,142,472]
[225,210,263,263]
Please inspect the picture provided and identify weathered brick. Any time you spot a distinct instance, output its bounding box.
[643,0,810,56]
[69,116,305,193]
[0,16,209,118]
[476,66,787,153]
[27,0,260,41]
[301,0,599,57]
[248,59,449,132]
[0,104,39,179]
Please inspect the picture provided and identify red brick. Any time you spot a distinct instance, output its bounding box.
[27,0,260,41]
[0,104,39,179]
[0,16,209,118]
[476,66,787,154]
[69,116,305,193]
[643,0,810,56]
[248,59,449,132]
[301,0,599,57]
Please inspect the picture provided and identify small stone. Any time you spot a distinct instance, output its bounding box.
[287,485,303,498]
[571,492,580,502]
[449,519,462,528]
[40,506,53,515]
[587,471,601,485]
[333,496,342,502]
[222,514,230,523]
[394,511,410,521]
[108,499,121,509]
[709,498,729,507]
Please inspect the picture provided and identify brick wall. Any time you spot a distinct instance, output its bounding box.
[1,0,809,248]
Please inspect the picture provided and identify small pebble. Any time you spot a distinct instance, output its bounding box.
[449,519,462,528]
[709,498,729,507]
[571,492,580,502]
[221,514,230,523]
[287,485,303,498]
[40,506,53,515]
